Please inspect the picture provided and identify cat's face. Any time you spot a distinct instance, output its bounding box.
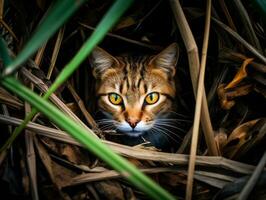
[90,43,179,137]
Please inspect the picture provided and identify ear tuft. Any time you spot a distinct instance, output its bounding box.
[150,43,179,76]
[89,47,118,78]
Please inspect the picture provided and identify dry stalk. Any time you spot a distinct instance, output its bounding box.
[0,105,12,166]
[0,20,18,42]
[65,168,235,188]
[169,0,218,157]
[47,26,65,79]
[0,114,258,175]
[66,82,100,131]
[0,0,18,42]
[212,17,266,64]
[20,67,98,138]
[237,151,266,200]
[232,0,262,52]
[34,42,48,66]
[0,87,23,109]
[0,0,3,20]
[185,0,213,199]
[218,0,237,32]
[24,103,39,200]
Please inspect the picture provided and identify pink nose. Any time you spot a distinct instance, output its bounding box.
[126,118,140,129]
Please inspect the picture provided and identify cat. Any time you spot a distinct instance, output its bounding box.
[90,43,184,150]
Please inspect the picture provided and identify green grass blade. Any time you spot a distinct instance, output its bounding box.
[0,38,12,66]
[2,0,86,76]
[1,77,176,200]
[47,0,134,95]
[0,0,133,152]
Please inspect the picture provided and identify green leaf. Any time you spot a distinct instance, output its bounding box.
[47,0,134,95]
[1,77,175,200]
[2,0,86,76]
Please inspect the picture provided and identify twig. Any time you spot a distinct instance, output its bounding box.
[186,0,212,199]
[169,0,218,157]
[212,17,266,64]
[237,151,266,200]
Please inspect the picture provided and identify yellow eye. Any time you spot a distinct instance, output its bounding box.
[108,93,123,105]
[145,92,159,105]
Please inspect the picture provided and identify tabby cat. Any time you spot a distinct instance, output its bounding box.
[90,43,182,150]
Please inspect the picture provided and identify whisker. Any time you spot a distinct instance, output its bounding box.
[151,127,181,144]
[153,125,183,141]
[155,123,187,133]
[168,110,190,118]
[156,118,192,123]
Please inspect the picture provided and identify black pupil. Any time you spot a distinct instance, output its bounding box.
[114,94,118,101]
[150,94,153,101]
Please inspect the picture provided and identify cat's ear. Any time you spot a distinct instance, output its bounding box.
[89,47,119,78]
[150,43,179,77]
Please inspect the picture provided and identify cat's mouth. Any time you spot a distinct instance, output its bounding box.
[116,121,153,137]
[124,131,143,137]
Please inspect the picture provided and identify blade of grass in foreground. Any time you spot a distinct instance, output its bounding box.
[1,77,176,200]
[2,0,86,76]
[0,0,133,152]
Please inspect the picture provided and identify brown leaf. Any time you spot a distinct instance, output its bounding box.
[222,119,259,159]
[217,83,253,110]
[214,129,228,154]
[225,58,253,89]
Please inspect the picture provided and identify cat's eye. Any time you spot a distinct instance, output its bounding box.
[145,92,159,105]
[108,93,123,105]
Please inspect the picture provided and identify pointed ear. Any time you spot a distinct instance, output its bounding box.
[149,43,179,77]
[89,47,119,78]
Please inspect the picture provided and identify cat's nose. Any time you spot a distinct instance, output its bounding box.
[126,118,140,129]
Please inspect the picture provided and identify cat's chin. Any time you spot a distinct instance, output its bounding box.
[124,131,144,137]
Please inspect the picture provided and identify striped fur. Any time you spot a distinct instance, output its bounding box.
[90,43,179,138]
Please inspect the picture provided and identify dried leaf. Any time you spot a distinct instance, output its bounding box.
[217,83,253,110]
[223,119,259,159]
[214,129,228,154]
[225,58,253,89]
